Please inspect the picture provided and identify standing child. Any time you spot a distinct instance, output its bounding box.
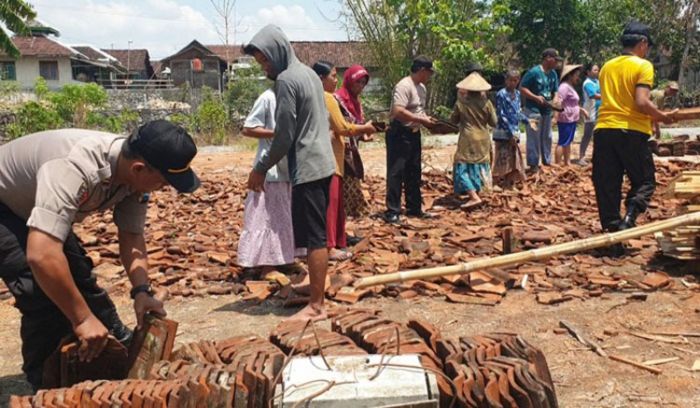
[237,89,296,272]
[450,72,497,209]
[493,70,527,187]
[555,65,588,166]
[578,63,601,164]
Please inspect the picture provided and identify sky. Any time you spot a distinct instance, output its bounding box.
[26,0,350,59]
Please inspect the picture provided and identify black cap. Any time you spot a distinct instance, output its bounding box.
[623,20,653,46]
[411,55,434,71]
[542,48,564,61]
[128,120,200,193]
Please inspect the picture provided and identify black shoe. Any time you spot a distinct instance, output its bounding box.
[383,213,400,224]
[619,206,640,231]
[347,235,363,246]
[608,243,626,258]
[406,211,435,219]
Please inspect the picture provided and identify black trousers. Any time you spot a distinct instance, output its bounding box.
[0,203,130,390]
[592,129,656,231]
[385,121,422,216]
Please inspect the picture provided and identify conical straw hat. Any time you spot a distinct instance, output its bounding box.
[456,72,491,92]
[560,64,582,81]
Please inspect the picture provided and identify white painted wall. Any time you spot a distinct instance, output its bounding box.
[13,56,78,89]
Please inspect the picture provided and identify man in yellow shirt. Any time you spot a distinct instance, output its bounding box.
[593,21,676,256]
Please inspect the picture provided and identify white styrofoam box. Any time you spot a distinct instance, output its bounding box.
[276,354,439,408]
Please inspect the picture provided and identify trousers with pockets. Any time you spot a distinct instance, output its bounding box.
[0,202,131,390]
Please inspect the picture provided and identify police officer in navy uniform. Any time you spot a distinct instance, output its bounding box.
[0,120,200,389]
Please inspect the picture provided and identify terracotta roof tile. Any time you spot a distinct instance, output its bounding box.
[72,46,112,61]
[205,41,372,68]
[204,45,243,64]
[0,35,74,58]
[102,49,150,72]
[290,41,371,69]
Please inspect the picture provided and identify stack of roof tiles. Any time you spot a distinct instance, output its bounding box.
[11,310,558,407]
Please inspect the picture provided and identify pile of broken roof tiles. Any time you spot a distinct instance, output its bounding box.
[11,309,558,408]
[1,160,695,308]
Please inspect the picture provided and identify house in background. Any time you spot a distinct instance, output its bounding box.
[158,40,228,91]
[0,19,77,88]
[103,48,155,80]
[157,40,377,90]
[0,20,124,89]
[70,45,126,84]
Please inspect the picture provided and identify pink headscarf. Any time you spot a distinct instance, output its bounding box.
[335,64,369,123]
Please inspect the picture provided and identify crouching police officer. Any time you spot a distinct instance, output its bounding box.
[0,120,200,389]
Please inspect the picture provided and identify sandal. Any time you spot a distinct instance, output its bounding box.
[329,249,353,261]
[460,199,483,210]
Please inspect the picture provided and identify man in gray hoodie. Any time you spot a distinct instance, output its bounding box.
[243,25,335,321]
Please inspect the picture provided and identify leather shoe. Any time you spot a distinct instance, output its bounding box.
[406,211,435,219]
[619,206,640,231]
[383,213,400,224]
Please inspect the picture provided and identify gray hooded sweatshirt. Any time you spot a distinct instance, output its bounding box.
[248,25,335,186]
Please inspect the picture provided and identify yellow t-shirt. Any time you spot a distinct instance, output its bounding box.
[595,55,655,135]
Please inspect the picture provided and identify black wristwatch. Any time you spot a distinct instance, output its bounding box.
[130,284,154,299]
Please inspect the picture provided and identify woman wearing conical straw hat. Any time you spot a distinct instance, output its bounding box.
[555,64,589,166]
[450,72,497,209]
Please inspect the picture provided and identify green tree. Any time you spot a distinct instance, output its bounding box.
[49,83,108,127]
[225,63,269,127]
[344,0,509,110]
[495,0,594,67]
[0,0,36,58]
[196,87,230,145]
[496,0,695,81]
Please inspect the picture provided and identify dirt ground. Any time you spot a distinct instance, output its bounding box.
[1,142,699,407]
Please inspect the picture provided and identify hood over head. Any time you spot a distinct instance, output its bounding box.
[247,25,297,78]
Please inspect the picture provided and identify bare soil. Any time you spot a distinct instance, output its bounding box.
[1,143,698,407]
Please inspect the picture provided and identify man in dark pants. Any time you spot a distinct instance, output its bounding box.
[0,121,200,389]
[384,56,437,224]
[593,21,676,256]
[243,25,336,321]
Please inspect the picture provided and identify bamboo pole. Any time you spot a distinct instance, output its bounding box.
[354,212,700,289]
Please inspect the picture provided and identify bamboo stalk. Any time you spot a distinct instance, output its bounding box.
[354,212,700,289]
[609,355,662,375]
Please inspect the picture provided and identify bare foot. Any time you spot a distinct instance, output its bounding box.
[460,199,483,210]
[291,283,311,296]
[285,304,327,322]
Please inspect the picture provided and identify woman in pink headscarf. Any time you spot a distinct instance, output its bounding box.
[334,65,374,235]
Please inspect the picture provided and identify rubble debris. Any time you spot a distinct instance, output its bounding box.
[2,162,695,334]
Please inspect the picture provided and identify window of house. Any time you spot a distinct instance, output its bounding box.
[39,61,59,80]
[0,62,16,81]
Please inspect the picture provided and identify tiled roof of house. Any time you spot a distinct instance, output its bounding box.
[205,45,244,64]
[290,41,371,68]
[72,45,117,62]
[102,49,150,72]
[204,41,372,68]
[0,35,74,57]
